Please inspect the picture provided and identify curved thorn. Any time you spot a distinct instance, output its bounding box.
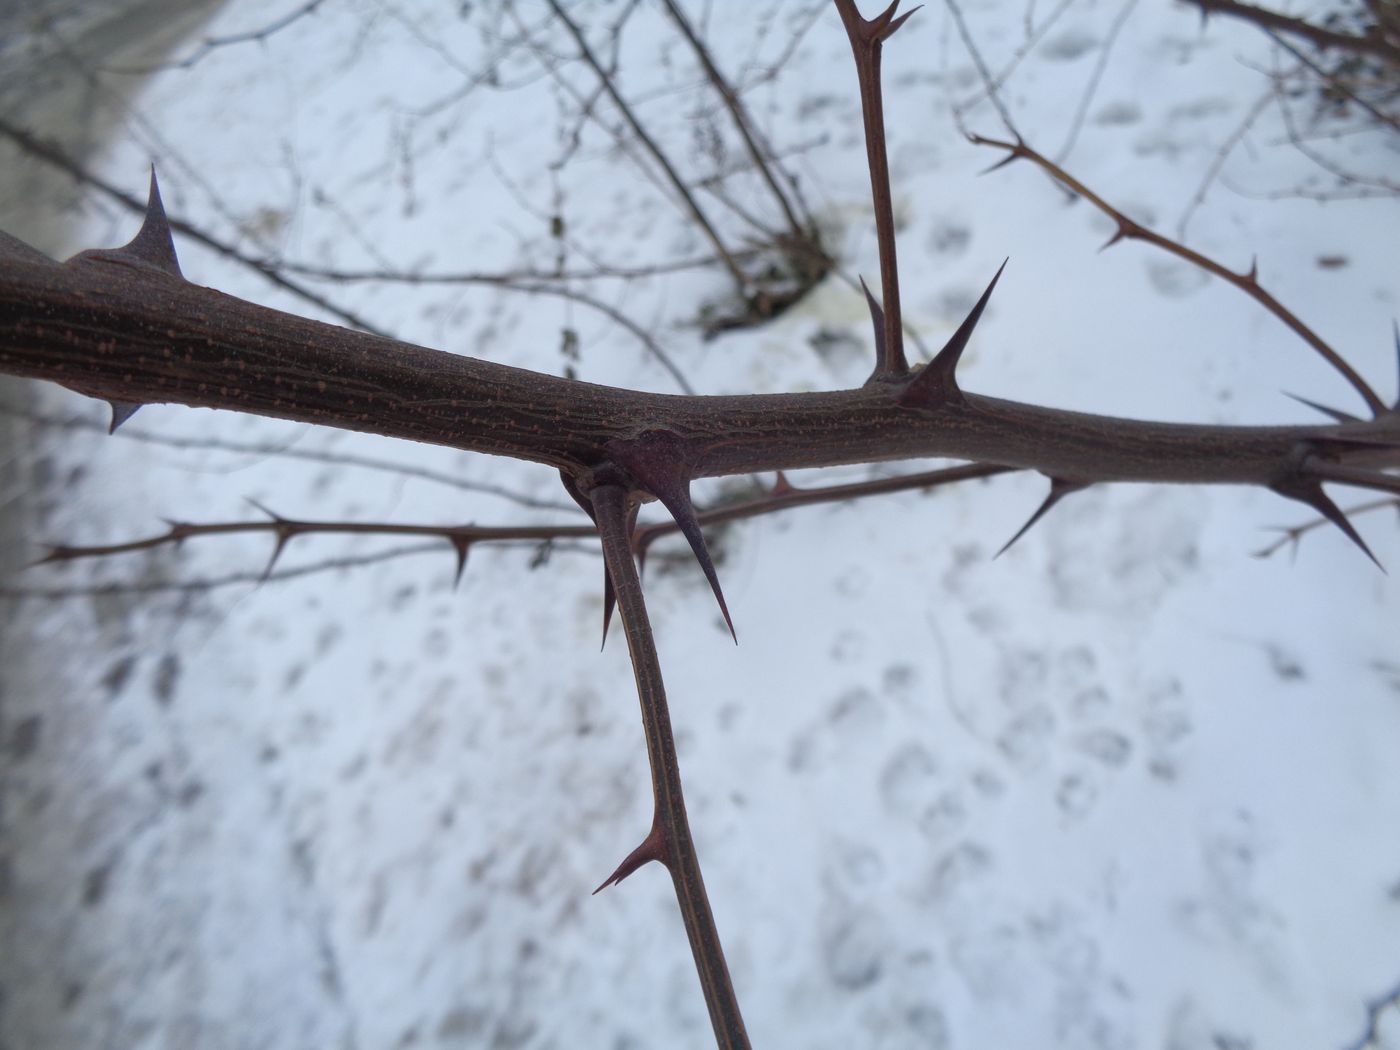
[611,435,737,642]
[106,399,142,434]
[654,482,736,643]
[899,258,1007,408]
[995,477,1087,558]
[859,274,896,379]
[1270,478,1382,570]
[1284,391,1360,423]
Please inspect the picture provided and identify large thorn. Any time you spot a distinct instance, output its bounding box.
[593,818,667,894]
[72,167,183,278]
[898,259,1007,409]
[107,399,142,433]
[611,434,737,643]
[1270,478,1382,570]
[995,477,1087,557]
[1284,392,1360,424]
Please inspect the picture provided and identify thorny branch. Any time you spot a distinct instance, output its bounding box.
[2,2,1399,1046]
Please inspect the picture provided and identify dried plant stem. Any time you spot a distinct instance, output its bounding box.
[589,482,751,1050]
[545,0,751,298]
[658,0,812,243]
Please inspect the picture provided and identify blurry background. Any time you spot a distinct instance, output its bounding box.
[2,1,1399,1047]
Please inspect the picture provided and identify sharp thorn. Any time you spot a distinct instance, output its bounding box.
[1245,254,1258,283]
[860,274,904,379]
[978,150,1020,176]
[106,399,142,434]
[899,258,1006,408]
[655,483,736,643]
[1284,392,1360,423]
[109,167,183,277]
[612,438,737,642]
[771,471,797,497]
[1270,478,1383,571]
[995,477,1087,558]
[449,536,470,588]
[262,530,292,580]
[245,497,285,523]
[592,821,666,895]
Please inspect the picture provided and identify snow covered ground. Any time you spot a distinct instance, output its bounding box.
[2,1,1398,1048]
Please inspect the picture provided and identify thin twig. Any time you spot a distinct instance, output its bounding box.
[967,132,1389,416]
[101,1,327,75]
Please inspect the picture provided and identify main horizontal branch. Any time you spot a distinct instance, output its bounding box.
[2,237,1396,489]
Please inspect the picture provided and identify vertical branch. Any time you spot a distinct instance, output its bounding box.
[545,0,752,299]
[588,482,751,1050]
[835,0,918,379]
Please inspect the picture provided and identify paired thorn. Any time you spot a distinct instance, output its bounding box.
[106,399,143,434]
[835,0,920,46]
[1284,392,1360,424]
[898,259,1007,408]
[593,818,668,895]
[1270,477,1382,570]
[995,477,1088,557]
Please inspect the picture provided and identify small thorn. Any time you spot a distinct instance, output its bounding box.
[978,149,1021,176]
[262,528,294,580]
[995,477,1087,557]
[1270,478,1383,570]
[245,498,286,523]
[1284,392,1359,423]
[1244,255,1259,284]
[449,535,470,588]
[592,820,667,894]
[1099,221,1132,252]
[899,259,1006,408]
[106,399,142,433]
[27,546,69,569]
[771,471,797,497]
